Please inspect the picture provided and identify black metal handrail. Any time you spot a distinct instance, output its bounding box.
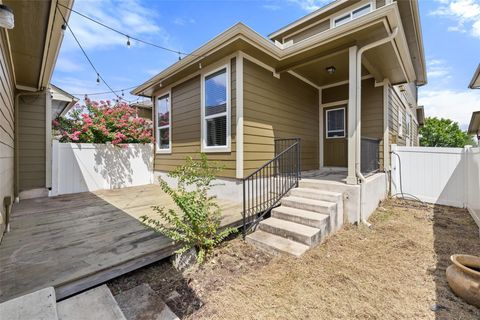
[242,138,301,237]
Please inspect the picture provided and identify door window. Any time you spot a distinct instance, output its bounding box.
[326,107,346,138]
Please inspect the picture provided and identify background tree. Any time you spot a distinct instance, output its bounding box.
[419,117,474,147]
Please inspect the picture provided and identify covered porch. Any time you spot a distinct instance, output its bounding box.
[271,6,416,184]
[0,184,242,303]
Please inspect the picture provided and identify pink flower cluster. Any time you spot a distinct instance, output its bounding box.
[52,100,154,145]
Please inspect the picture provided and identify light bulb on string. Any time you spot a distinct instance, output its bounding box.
[126,36,131,48]
[96,73,100,85]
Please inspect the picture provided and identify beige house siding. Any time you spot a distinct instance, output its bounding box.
[388,86,407,147]
[243,59,319,176]
[18,92,47,191]
[154,58,237,178]
[322,79,384,168]
[0,31,15,237]
[284,19,330,44]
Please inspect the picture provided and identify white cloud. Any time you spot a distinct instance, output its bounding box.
[55,57,84,72]
[173,17,195,26]
[62,0,169,51]
[430,0,480,38]
[426,59,452,79]
[287,0,330,12]
[419,88,480,129]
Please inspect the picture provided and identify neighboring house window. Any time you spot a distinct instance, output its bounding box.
[156,93,171,153]
[406,112,411,146]
[333,3,372,27]
[202,65,230,152]
[326,107,346,138]
[398,107,404,137]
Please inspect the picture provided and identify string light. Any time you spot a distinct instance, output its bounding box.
[61,23,67,30]
[57,2,205,59]
[56,6,122,101]
[121,90,125,97]
[126,36,131,48]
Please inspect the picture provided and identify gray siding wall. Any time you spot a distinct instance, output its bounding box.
[285,19,330,44]
[18,92,46,191]
[0,31,15,238]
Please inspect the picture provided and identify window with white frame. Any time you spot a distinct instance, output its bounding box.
[202,66,229,151]
[156,94,171,152]
[333,3,372,27]
[326,107,346,138]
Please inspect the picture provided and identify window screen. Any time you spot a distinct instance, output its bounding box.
[326,108,345,138]
[352,4,371,19]
[204,68,228,147]
[334,14,350,27]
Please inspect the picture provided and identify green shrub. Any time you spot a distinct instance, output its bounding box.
[141,154,237,263]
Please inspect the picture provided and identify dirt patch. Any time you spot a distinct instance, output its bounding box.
[108,199,480,319]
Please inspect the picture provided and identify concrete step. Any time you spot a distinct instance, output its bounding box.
[57,285,126,320]
[271,206,329,229]
[246,230,310,257]
[281,196,336,216]
[290,188,343,203]
[114,283,179,320]
[299,179,359,194]
[0,287,58,320]
[258,218,320,246]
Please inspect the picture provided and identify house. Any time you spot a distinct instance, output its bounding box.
[468,111,480,141]
[130,99,153,120]
[0,0,74,238]
[133,0,426,254]
[469,63,480,89]
[50,84,78,119]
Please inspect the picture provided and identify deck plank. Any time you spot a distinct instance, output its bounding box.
[0,184,242,302]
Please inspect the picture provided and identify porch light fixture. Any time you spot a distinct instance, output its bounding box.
[0,4,14,29]
[326,66,336,75]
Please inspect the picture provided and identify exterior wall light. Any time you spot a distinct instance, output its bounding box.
[326,66,336,75]
[0,5,14,29]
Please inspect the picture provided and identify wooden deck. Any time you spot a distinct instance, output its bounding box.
[0,184,242,303]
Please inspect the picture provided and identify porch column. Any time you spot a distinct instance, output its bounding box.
[346,46,358,185]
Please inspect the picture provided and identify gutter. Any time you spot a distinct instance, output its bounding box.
[354,27,399,226]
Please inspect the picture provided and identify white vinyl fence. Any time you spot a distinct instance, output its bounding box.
[391,145,480,227]
[51,141,153,196]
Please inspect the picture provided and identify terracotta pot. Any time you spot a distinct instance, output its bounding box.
[446,254,480,308]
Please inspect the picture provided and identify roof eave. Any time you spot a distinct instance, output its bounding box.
[468,64,480,89]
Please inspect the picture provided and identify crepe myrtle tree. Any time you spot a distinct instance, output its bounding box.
[419,117,474,148]
[141,154,237,264]
[52,99,154,145]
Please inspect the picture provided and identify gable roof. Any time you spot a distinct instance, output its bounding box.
[469,64,480,89]
[133,2,417,96]
[468,111,480,134]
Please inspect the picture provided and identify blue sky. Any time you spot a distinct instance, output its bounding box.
[51,0,480,129]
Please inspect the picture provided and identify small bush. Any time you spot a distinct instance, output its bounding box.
[141,154,237,263]
[52,99,153,145]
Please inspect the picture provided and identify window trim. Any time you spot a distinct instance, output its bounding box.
[200,63,231,153]
[325,107,346,139]
[155,91,172,154]
[331,2,373,28]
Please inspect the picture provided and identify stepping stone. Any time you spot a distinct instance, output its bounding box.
[57,285,126,320]
[114,283,179,320]
[0,287,57,320]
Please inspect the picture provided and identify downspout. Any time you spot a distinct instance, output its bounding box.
[355,27,399,225]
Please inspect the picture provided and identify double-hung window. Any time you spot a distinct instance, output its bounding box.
[156,93,171,153]
[333,3,372,27]
[202,65,230,152]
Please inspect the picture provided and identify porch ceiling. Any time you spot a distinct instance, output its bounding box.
[287,23,407,87]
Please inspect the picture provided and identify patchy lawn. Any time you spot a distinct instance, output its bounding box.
[108,199,480,319]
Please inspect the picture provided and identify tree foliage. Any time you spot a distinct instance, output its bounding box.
[52,100,153,144]
[419,117,473,147]
[141,154,237,264]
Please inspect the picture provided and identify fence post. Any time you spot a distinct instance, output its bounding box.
[464,145,472,208]
[50,140,59,197]
[390,144,398,196]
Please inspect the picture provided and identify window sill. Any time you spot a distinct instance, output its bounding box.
[201,146,231,153]
[156,149,172,155]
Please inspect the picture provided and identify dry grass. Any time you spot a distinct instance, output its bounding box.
[109,199,480,319]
